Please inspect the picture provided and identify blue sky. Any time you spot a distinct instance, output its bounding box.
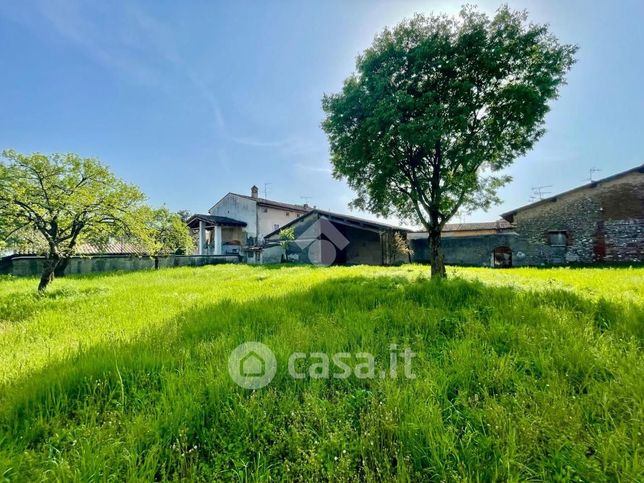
[1,1,642,228]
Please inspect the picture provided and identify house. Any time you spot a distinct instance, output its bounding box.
[409,164,644,267]
[186,186,311,258]
[187,189,410,265]
[262,209,410,266]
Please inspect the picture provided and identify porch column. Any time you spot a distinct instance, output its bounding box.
[214,225,222,255]
[198,220,205,255]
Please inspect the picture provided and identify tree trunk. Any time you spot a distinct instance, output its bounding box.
[427,139,446,279]
[38,254,60,291]
[428,228,446,279]
[54,257,70,277]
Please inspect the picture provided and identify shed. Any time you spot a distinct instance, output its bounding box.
[263,209,410,266]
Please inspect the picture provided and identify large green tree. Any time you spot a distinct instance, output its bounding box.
[322,6,577,277]
[0,150,188,290]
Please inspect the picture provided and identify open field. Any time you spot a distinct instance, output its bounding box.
[0,264,642,481]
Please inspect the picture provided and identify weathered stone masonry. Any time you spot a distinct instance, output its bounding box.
[410,166,644,267]
[506,170,644,265]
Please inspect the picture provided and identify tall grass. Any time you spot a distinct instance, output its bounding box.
[0,265,642,481]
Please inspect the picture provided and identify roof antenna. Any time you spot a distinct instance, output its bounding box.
[263,182,272,199]
[531,185,552,201]
[300,196,312,205]
[588,167,601,182]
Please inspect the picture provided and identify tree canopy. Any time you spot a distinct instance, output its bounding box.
[145,206,194,257]
[322,6,577,277]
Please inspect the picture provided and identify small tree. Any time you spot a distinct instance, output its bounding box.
[0,150,149,290]
[176,209,192,223]
[322,6,576,277]
[388,231,414,264]
[278,227,295,263]
[145,207,194,267]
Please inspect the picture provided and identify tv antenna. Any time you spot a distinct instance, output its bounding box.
[263,182,272,199]
[587,167,601,182]
[531,185,552,201]
[300,196,312,205]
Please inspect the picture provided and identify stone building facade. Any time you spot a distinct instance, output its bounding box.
[410,165,644,267]
[501,166,643,265]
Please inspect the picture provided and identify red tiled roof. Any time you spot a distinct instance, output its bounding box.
[74,242,144,255]
[7,241,145,256]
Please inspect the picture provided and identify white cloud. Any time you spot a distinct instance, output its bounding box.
[230,137,286,148]
[294,162,332,174]
[231,136,322,157]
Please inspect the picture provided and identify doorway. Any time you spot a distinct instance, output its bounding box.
[492,246,512,268]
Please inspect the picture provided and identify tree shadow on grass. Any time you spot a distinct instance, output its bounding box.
[0,274,641,481]
[0,286,109,324]
[0,264,249,323]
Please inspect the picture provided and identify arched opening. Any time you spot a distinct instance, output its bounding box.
[492,246,512,268]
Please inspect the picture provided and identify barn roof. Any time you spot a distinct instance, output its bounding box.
[264,209,410,240]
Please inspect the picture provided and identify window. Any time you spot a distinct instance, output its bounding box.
[262,208,268,213]
[274,224,280,230]
[286,212,290,216]
[548,231,567,247]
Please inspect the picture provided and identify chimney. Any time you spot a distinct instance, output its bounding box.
[251,185,259,199]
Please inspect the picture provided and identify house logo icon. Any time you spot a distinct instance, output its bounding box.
[295,218,350,266]
[240,350,265,377]
[228,342,277,389]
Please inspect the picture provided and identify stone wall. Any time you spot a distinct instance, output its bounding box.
[604,219,644,262]
[409,233,527,267]
[2,254,239,277]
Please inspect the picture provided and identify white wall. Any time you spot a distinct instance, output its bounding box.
[209,193,309,245]
[257,205,306,242]
[210,194,257,241]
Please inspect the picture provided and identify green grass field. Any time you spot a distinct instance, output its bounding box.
[0,264,642,481]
